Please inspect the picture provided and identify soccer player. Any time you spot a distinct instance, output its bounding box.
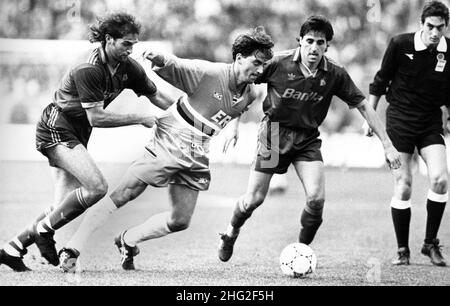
[367,1,449,266]
[56,27,275,271]
[217,15,402,262]
[0,13,174,272]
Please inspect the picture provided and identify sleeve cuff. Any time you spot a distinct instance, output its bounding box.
[81,101,104,109]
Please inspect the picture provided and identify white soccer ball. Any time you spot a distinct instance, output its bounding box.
[279,243,317,278]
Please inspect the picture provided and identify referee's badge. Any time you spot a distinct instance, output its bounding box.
[436,53,446,72]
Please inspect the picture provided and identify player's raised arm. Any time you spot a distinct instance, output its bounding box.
[143,50,206,96]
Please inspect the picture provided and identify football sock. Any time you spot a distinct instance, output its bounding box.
[37,188,91,232]
[230,197,253,231]
[3,238,25,257]
[7,206,56,252]
[66,197,118,252]
[123,212,172,247]
[390,197,411,249]
[299,209,323,245]
[425,190,447,244]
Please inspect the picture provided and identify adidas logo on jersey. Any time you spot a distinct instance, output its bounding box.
[287,73,296,81]
[320,79,326,87]
[197,178,209,185]
[232,95,244,106]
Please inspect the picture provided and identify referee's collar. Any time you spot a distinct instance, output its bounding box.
[293,47,328,71]
[414,30,447,52]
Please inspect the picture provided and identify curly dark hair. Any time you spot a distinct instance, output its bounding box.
[232,26,274,61]
[300,15,334,42]
[422,1,449,25]
[89,12,141,45]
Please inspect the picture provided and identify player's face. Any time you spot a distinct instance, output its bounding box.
[106,33,139,63]
[236,50,269,84]
[299,31,327,67]
[421,16,448,47]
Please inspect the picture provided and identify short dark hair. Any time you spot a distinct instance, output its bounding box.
[232,26,274,61]
[300,15,334,42]
[89,12,141,45]
[421,1,449,25]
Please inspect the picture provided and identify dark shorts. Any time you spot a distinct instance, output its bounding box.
[36,103,92,166]
[386,107,445,154]
[253,117,322,174]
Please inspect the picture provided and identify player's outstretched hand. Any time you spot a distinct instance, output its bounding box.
[141,116,157,128]
[142,50,165,67]
[223,128,239,154]
[362,121,374,137]
[385,146,401,170]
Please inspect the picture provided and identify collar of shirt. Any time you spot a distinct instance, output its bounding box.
[292,47,329,72]
[414,30,447,52]
[98,46,122,76]
[228,63,246,96]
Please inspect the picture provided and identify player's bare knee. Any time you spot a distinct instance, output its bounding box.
[306,196,325,211]
[430,174,448,194]
[86,180,108,203]
[395,177,412,194]
[167,218,190,232]
[246,191,266,209]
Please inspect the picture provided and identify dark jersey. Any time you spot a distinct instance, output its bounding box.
[256,48,365,130]
[370,32,450,117]
[53,46,157,121]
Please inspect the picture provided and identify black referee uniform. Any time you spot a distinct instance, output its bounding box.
[370,32,450,154]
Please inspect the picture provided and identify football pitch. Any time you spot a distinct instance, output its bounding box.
[0,161,449,286]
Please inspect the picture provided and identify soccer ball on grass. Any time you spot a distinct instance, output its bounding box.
[279,243,317,278]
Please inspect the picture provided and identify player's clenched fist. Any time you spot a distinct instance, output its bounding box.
[142,50,165,67]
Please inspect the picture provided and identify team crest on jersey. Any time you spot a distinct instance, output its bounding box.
[287,73,296,81]
[213,92,223,101]
[320,79,327,87]
[122,74,128,81]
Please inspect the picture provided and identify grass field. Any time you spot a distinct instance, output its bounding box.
[0,161,449,286]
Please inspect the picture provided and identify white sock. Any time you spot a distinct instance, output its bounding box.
[65,198,118,253]
[3,243,21,257]
[427,190,448,203]
[36,217,53,233]
[124,212,172,246]
[225,224,240,238]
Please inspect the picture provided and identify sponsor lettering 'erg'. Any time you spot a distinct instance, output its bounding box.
[282,88,323,102]
[211,110,232,128]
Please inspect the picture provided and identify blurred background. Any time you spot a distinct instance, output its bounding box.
[0,0,448,169]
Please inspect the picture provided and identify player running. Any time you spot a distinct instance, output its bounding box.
[56,27,275,271]
[217,15,401,262]
[0,12,173,272]
[367,0,449,266]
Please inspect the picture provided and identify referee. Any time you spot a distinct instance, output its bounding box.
[368,1,450,267]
